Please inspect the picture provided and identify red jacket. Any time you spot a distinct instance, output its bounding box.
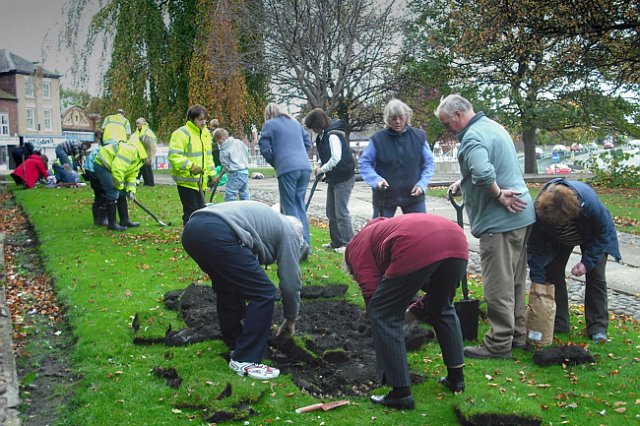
[11,155,48,188]
[345,214,469,305]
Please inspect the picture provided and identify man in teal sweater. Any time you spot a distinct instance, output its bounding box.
[435,94,535,359]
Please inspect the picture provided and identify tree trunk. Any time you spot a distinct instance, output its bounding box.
[522,126,538,174]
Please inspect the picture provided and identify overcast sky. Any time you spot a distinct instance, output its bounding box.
[0,0,101,94]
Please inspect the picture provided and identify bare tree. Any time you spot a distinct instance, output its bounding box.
[246,0,402,132]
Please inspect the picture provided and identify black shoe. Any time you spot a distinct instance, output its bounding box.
[369,394,415,410]
[438,377,465,393]
[512,342,531,352]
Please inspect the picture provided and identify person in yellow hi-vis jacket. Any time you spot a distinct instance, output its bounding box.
[169,104,216,224]
[101,109,132,146]
[94,139,148,231]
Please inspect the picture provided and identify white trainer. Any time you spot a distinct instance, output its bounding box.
[321,243,333,249]
[228,359,280,380]
[333,246,347,254]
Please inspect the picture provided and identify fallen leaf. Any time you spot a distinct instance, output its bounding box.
[614,407,626,413]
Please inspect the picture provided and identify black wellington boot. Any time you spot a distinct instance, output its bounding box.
[97,205,108,226]
[117,196,140,227]
[107,202,127,231]
[92,203,101,225]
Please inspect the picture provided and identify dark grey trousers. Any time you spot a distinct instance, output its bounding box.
[367,258,467,388]
[545,245,608,336]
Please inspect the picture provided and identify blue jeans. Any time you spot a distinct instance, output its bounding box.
[94,164,123,202]
[181,214,276,363]
[277,169,311,244]
[368,258,467,387]
[55,145,72,168]
[224,171,250,202]
[326,176,354,247]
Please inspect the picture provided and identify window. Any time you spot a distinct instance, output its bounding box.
[0,113,9,135]
[43,81,51,98]
[43,109,52,130]
[24,78,34,97]
[26,108,35,130]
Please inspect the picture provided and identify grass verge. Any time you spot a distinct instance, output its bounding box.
[8,183,640,425]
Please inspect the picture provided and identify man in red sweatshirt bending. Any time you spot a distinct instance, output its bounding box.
[345,214,468,410]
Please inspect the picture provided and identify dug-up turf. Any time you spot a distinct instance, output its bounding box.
[134,283,433,398]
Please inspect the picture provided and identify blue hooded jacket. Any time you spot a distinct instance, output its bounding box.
[528,178,621,283]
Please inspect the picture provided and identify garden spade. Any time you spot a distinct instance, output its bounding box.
[295,400,350,413]
[449,190,479,341]
[132,198,171,227]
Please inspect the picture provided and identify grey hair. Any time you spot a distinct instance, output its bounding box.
[264,102,291,121]
[136,117,147,125]
[383,99,413,126]
[434,94,473,118]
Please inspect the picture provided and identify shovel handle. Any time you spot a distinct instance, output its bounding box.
[305,174,323,211]
[295,403,324,414]
[449,190,468,299]
[448,189,464,229]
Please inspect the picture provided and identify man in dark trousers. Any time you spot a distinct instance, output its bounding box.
[528,178,621,343]
[182,201,309,380]
[345,214,469,410]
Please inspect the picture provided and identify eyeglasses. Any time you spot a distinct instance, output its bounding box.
[390,115,406,122]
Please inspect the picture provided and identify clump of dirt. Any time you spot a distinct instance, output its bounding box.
[153,283,431,397]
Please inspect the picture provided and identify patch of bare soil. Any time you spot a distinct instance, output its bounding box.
[151,284,432,398]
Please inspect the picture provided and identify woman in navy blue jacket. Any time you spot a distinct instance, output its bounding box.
[528,178,621,342]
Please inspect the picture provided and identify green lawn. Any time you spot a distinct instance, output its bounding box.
[9,184,640,425]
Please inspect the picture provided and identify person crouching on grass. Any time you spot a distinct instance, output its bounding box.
[344,214,469,410]
[181,200,310,380]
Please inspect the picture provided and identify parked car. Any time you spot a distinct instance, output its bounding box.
[535,147,544,159]
[545,163,572,174]
[570,143,585,152]
[552,144,568,154]
[628,139,640,148]
[586,142,599,151]
[603,141,615,149]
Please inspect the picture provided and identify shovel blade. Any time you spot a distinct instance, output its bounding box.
[455,298,480,341]
[321,400,350,411]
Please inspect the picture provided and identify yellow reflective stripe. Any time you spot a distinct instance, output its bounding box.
[172,176,200,183]
[183,152,203,158]
[115,154,133,164]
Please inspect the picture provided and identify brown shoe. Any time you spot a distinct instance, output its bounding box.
[464,344,512,359]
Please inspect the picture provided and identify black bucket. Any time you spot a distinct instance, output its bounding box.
[455,298,480,341]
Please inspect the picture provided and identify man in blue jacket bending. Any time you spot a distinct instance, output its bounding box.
[528,178,621,343]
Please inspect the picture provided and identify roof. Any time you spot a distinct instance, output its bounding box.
[0,88,17,100]
[0,49,62,78]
